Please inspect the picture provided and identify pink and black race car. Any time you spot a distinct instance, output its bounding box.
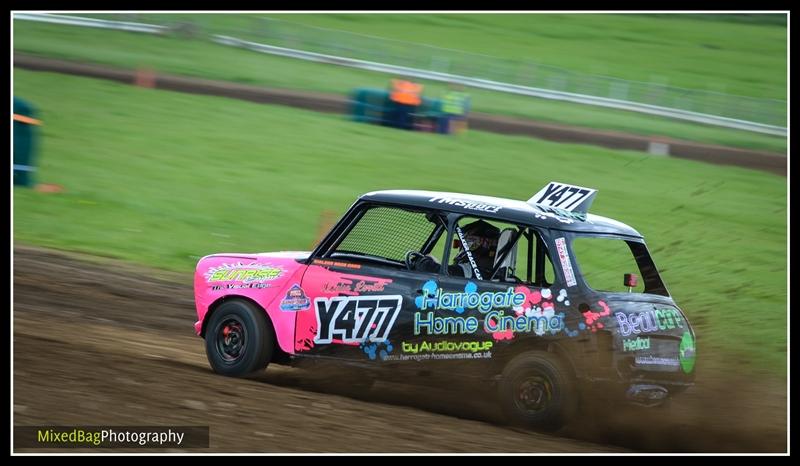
[194,182,696,430]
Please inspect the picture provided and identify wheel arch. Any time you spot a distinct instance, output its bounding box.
[492,338,578,380]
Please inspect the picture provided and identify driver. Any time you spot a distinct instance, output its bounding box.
[449,219,499,279]
[408,219,500,279]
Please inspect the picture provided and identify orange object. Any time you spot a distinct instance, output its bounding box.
[134,68,156,88]
[390,79,423,106]
[13,114,42,126]
[35,183,64,193]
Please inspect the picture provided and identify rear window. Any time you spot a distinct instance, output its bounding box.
[335,207,439,262]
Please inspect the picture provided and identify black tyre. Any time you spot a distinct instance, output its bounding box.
[205,300,274,377]
[497,351,577,431]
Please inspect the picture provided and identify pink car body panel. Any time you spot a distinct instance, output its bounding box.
[292,264,394,353]
[193,251,311,354]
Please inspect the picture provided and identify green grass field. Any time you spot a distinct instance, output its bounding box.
[266,14,787,98]
[13,69,787,375]
[13,18,787,153]
[83,13,787,99]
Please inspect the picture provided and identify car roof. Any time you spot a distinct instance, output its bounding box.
[360,190,642,237]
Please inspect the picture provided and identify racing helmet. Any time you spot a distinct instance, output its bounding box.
[453,219,500,275]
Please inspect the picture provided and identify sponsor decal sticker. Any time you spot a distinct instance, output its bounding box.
[416,280,526,313]
[322,280,387,294]
[581,300,611,333]
[402,340,493,354]
[679,331,696,374]
[622,336,650,352]
[383,351,492,362]
[634,355,680,367]
[314,295,403,344]
[428,196,502,213]
[554,237,577,287]
[204,262,283,283]
[211,283,271,291]
[361,339,394,361]
[615,307,685,337]
[312,259,361,270]
[279,284,310,311]
[412,281,564,336]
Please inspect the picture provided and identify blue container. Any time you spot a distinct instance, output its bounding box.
[14,97,39,187]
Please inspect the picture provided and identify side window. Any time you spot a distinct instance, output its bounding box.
[427,226,450,264]
[446,217,554,286]
[571,236,663,294]
[543,250,556,285]
[331,206,445,266]
[447,217,512,281]
[514,229,556,287]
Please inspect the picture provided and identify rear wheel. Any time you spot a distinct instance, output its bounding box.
[205,300,274,377]
[497,351,577,431]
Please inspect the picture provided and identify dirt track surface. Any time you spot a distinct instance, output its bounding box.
[14,54,786,177]
[13,245,787,453]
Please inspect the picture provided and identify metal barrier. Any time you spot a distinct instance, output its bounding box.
[14,13,167,34]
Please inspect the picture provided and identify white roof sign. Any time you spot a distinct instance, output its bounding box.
[528,181,598,213]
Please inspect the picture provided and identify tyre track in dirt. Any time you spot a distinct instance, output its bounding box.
[12,245,786,452]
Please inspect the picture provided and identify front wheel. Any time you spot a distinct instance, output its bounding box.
[497,351,577,431]
[205,300,274,377]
